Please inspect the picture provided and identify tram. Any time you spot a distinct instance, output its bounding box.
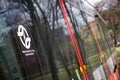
[0,0,117,80]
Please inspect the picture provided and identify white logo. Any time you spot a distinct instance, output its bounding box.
[17,25,31,49]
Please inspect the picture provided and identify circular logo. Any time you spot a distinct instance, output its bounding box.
[17,25,31,49]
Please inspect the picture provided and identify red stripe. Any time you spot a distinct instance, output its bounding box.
[89,21,111,80]
[58,0,88,80]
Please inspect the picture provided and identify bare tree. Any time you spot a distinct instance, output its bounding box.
[95,0,120,45]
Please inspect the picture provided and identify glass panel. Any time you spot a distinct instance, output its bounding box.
[0,29,23,80]
[0,0,116,80]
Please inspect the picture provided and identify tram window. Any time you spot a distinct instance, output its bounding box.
[0,0,116,80]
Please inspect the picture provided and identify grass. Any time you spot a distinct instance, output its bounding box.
[117,51,120,59]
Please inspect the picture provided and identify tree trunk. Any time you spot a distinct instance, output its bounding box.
[22,0,59,80]
[114,30,117,46]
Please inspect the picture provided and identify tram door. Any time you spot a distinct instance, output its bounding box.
[0,27,48,80]
[11,25,47,80]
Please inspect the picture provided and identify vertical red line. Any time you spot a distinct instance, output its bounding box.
[58,0,89,80]
[89,21,112,80]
